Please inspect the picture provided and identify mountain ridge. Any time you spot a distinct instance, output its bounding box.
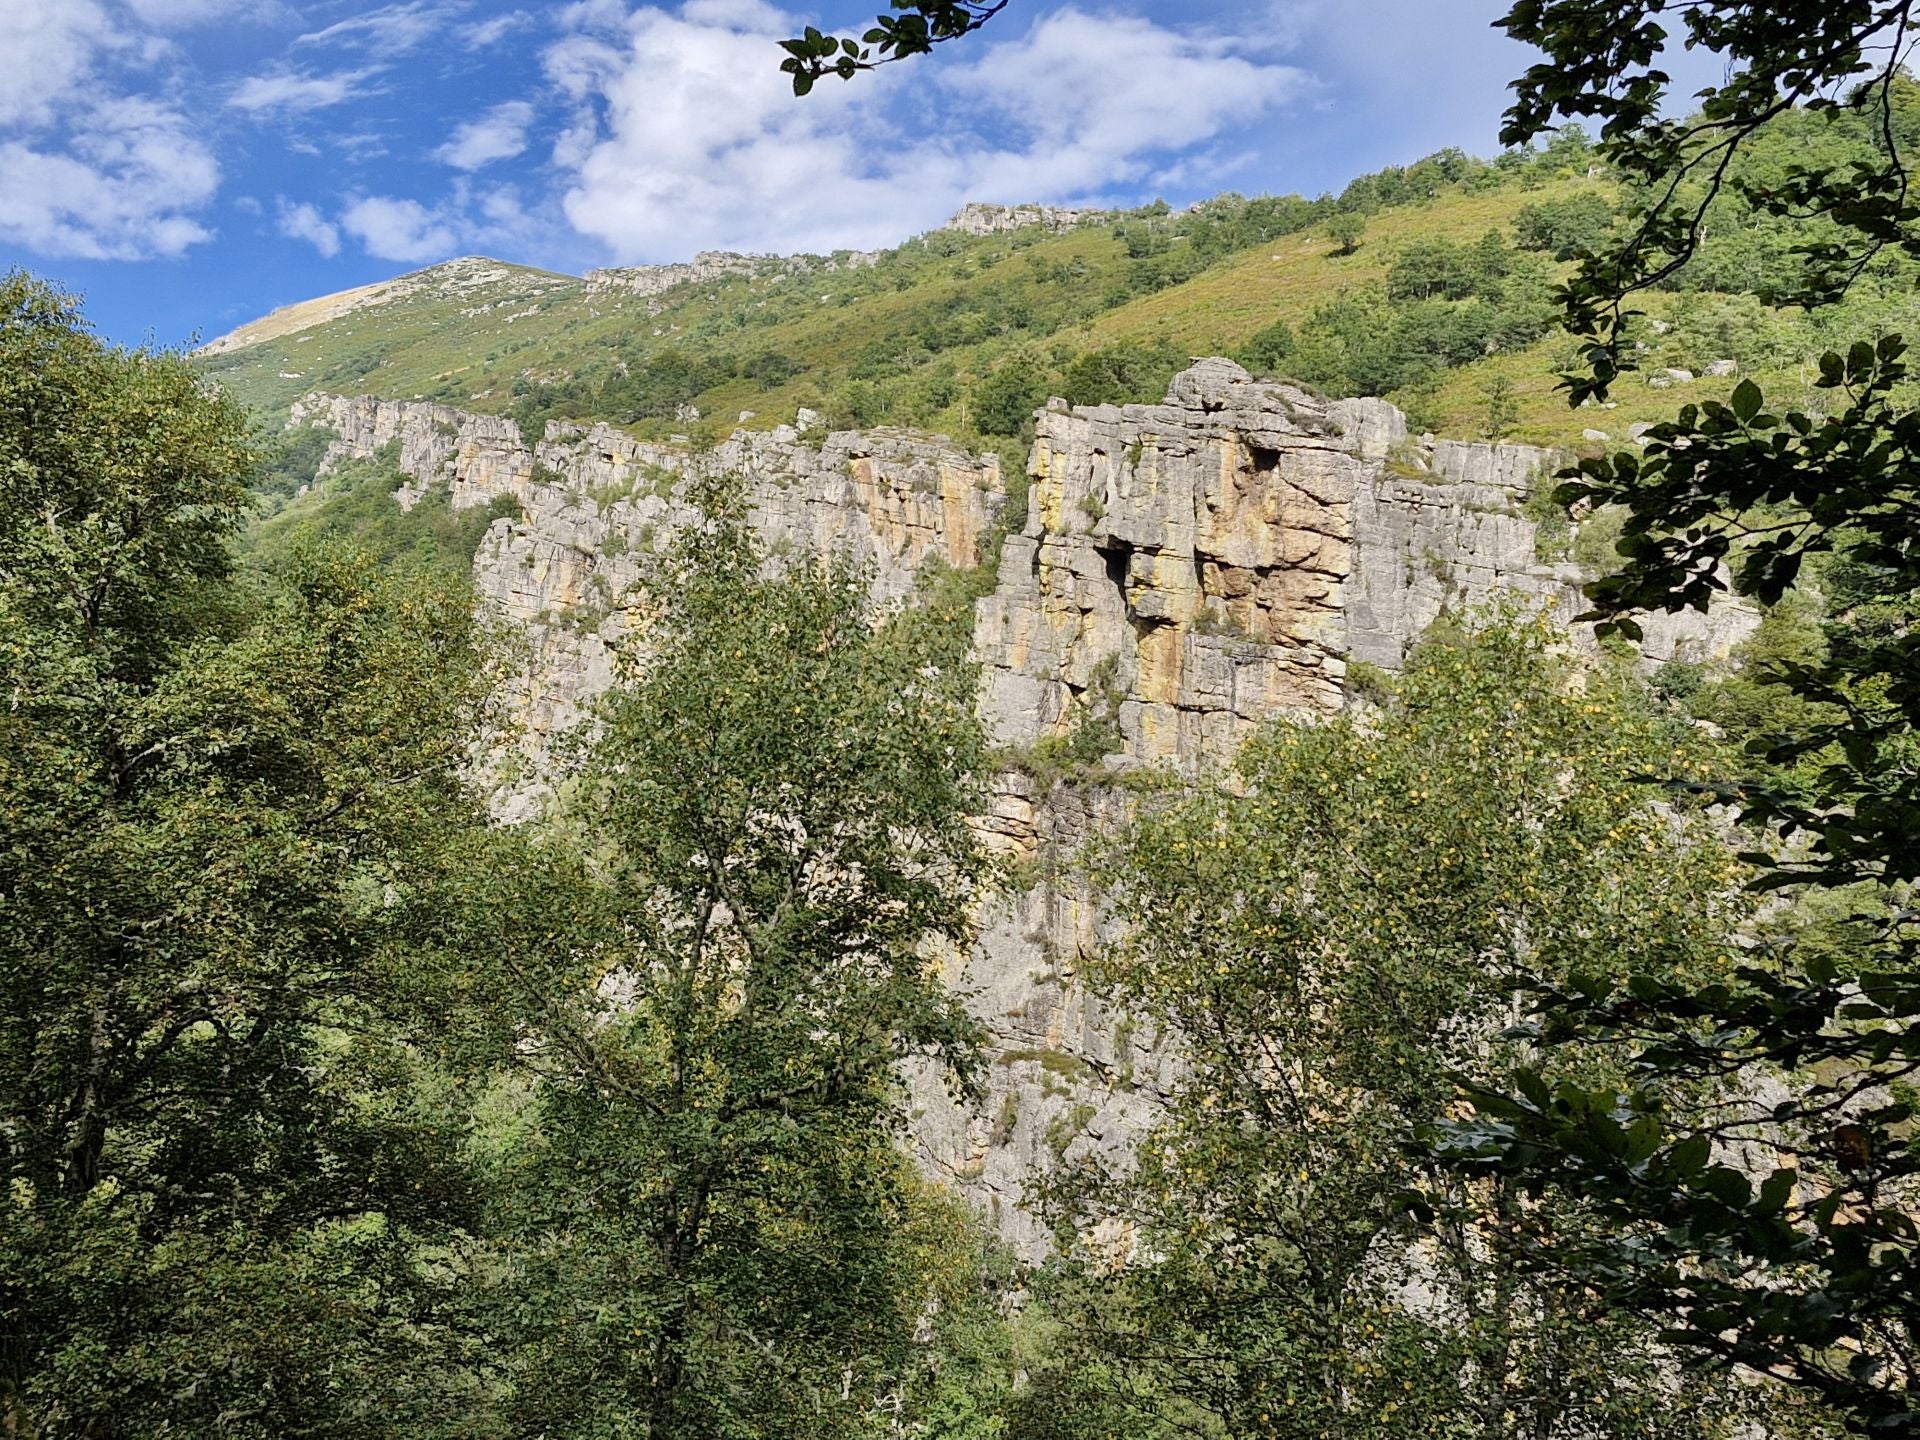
[197,144,1831,453]
[204,204,1115,357]
[200,256,578,357]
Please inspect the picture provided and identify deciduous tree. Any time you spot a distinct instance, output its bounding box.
[0,273,502,1436]
[474,490,993,1437]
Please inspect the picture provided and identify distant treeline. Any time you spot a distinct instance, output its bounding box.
[505,131,1613,443]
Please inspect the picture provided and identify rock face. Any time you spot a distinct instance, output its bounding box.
[584,248,882,297]
[290,361,1756,1255]
[969,360,1743,774]
[288,392,1003,816]
[944,202,1105,236]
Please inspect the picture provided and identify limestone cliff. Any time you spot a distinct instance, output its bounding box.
[943,202,1105,236]
[289,360,1754,1255]
[289,391,1002,816]
[971,359,1749,774]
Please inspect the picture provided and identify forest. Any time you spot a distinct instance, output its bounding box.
[5,1,1920,1437]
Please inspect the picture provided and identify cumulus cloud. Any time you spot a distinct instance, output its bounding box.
[548,0,1312,262]
[0,96,218,258]
[0,0,118,129]
[0,0,223,259]
[340,194,461,261]
[228,67,379,115]
[277,197,340,256]
[335,179,541,263]
[942,10,1313,199]
[436,100,535,170]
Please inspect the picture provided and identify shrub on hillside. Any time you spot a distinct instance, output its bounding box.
[972,353,1051,436]
[1513,192,1615,259]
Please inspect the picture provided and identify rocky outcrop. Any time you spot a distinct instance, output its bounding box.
[943,202,1106,236]
[969,359,1751,774]
[584,248,882,297]
[289,392,1004,816]
[290,362,1757,1254]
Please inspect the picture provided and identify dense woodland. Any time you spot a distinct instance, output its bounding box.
[6,2,1920,1436]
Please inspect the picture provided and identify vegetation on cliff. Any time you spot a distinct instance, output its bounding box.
[8,1,1920,1434]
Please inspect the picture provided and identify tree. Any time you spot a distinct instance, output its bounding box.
[471,487,994,1437]
[1511,192,1615,261]
[1324,212,1366,256]
[972,351,1050,436]
[1479,374,1519,439]
[1428,350,1920,1438]
[1387,237,1475,300]
[1237,318,1296,377]
[0,273,502,1435]
[1056,616,1772,1440]
[1057,340,1183,409]
[1414,5,1920,1434]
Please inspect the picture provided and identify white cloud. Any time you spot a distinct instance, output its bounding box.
[943,11,1313,199]
[477,184,527,225]
[464,10,533,48]
[549,1,1311,262]
[277,197,341,256]
[228,67,379,115]
[0,0,118,129]
[297,2,460,54]
[0,3,222,260]
[0,96,218,259]
[341,194,461,261]
[436,100,535,170]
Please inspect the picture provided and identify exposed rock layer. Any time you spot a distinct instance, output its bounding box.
[290,391,1002,815]
[584,248,882,297]
[291,361,1754,1255]
[943,202,1105,236]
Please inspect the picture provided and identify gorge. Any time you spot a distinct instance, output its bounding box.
[289,356,1755,1255]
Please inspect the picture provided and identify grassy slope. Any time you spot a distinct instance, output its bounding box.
[203,175,1884,451]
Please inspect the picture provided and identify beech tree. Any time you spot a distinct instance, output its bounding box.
[1058,617,1780,1440]
[0,273,502,1435]
[470,491,994,1438]
[1417,5,1920,1435]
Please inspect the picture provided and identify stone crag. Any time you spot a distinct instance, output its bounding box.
[291,360,1754,1255]
[584,248,883,299]
[290,391,1002,816]
[943,202,1106,236]
[972,359,1748,775]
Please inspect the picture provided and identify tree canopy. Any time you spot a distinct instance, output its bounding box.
[1409,5,1920,1434]
[0,271,503,1435]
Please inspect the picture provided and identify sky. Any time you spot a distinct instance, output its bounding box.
[0,0,1551,346]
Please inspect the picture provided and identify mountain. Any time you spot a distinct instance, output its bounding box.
[198,167,1755,453]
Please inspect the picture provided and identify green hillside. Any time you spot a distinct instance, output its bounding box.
[199,116,1920,453]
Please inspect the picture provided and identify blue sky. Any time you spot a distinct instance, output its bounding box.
[1,0,1549,346]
